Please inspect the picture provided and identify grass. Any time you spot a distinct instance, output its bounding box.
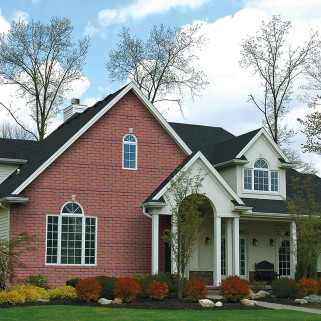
[0,306,320,321]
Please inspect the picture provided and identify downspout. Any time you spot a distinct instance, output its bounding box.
[142,204,152,218]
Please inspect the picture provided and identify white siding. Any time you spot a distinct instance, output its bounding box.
[0,163,19,184]
[0,207,9,240]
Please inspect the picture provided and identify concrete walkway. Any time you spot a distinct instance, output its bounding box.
[255,300,321,315]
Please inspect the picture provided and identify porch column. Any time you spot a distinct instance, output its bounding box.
[171,215,178,273]
[291,221,297,278]
[226,219,233,276]
[232,217,240,276]
[151,214,159,274]
[213,216,221,286]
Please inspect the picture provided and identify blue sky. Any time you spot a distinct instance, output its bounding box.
[0,0,321,171]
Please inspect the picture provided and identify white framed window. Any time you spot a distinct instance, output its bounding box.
[46,202,97,266]
[123,134,137,170]
[243,159,279,192]
[278,240,290,276]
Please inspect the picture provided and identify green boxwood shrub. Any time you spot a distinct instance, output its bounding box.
[66,278,81,288]
[271,278,297,298]
[94,276,117,299]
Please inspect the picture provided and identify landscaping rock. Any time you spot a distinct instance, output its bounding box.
[198,299,215,308]
[98,298,112,305]
[250,290,270,299]
[294,299,308,305]
[241,299,256,307]
[36,299,49,303]
[303,295,321,303]
[112,298,123,305]
[215,301,223,307]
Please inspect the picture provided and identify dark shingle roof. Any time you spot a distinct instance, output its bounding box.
[241,198,288,214]
[169,122,260,165]
[0,138,39,160]
[0,85,128,199]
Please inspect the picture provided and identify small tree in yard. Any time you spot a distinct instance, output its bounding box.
[286,176,321,279]
[0,232,35,289]
[163,169,206,299]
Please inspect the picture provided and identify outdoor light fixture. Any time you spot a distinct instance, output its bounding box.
[253,239,258,246]
[270,239,276,246]
[206,237,212,245]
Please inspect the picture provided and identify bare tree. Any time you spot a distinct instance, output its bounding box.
[0,17,90,141]
[240,15,317,146]
[0,121,33,140]
[105,24,208,111]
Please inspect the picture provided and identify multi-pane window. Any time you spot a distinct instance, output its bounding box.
[239,238,246,276]
[46,202,97,265]
[123,134,137,170]
[244,159,279,192]
[221,238,226,276]
[279,240,290,276]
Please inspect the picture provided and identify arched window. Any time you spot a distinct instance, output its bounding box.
[244,158,279,192]
[46,202,97,265]
[123,134,137,170]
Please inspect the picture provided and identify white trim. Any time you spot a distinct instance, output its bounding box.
[60,201,84,216]
[236,128,290,162]
[152,151,244,205]
[0,197,29,205]
[0,158,27,164]
[122,133,138,170]
[214,159,249,168]
[13,82,192,195]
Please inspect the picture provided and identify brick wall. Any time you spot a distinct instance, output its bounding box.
[10,90,186,287]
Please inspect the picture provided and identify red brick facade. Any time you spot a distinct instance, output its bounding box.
[9,90,185,287]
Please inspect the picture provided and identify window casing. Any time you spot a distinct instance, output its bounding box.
[243,159,279,192]
[46,202,97,266]
[123,134,137,170]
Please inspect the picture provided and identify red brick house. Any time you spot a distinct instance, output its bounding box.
[0,82,320,287]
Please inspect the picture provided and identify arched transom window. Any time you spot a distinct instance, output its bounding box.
[244,158,279,192]
[46,202,97,266]
[123,134,137,170]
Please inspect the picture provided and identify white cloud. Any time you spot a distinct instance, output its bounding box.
[12,11,30,23]
[0,10,10,33]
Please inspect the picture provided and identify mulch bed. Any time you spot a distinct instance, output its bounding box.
[0,297,267,310]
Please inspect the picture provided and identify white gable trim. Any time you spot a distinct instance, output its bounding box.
[13,82,192,195]
[152,151,244,205]
[236,128,289,162]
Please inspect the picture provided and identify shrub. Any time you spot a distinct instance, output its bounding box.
[23,275,49,290]
[66,278,81,288]
[297,278,319,297]
[185,278,208,302]
[147,280,169,300]
[251,281,267,293]
[13,284,49,301]
[94,276,117,299]
[113,278,141,302]
[295,258,318,281]
[75,278,102,302]
[48,286,77,299]
[271,278,297,298]
[219,276,250,302]
[0,290,26,305]
[318,277,321,294]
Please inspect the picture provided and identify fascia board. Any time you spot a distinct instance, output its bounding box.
[236,129,289,162]
[152,151,244,205]
[13,82,191,195]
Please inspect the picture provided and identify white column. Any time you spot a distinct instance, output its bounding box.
[226,218,233,276]
[232,217,240,276]
[213,216,221,286]
[151,214,159,274]
[291,221,297,278]
[171,215,178,273]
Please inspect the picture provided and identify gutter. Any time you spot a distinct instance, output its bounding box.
[140,202,167,219]
[0,196,29,209]
[0,158,27,164]
[214,159,249,169]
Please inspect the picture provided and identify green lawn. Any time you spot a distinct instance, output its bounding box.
[0,306,319,321]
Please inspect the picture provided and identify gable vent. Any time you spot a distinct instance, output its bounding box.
[63,98,87,122]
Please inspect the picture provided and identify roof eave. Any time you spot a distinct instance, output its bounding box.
[214,158,249,169]
[0,158,27,164]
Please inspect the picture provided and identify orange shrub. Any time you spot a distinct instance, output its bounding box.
[297,278,319,297]
[318,277,321,294]
[219,276,250,302]
[75,277,102,302]
[113,278,141,302]
[185,278,208,302]
[147,280,169,300]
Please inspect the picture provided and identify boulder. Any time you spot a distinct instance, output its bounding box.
[36,299,49,303]
[303,295,321,303]
[198,299,215,308]
[98,298,113,305]
[215,301,223,307]
[294,299,308,305]
[112,298,123,305]
[250,290,270,299]
[241,299,256,307]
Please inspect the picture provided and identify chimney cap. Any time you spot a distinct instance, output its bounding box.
[71,98,80,105]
